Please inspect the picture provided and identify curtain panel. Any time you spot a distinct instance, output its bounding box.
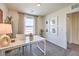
[18,13,24,34]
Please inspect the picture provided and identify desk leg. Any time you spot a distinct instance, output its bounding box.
[22,46,25,55]
[30,42,32,56]
[18,47,21,56]
[44,39,46,55]
[19,47,23,56]
[37,39,46,56]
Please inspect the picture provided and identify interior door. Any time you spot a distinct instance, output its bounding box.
[0,9,3,23]
[69,12,79,45]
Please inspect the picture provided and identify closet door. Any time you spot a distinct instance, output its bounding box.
[0,9,3,23]
[78,12,79,45]
[72,12,79,44]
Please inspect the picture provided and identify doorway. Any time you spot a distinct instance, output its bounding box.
[67,11,79,49]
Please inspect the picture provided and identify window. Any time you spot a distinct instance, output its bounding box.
[24,16,35,35]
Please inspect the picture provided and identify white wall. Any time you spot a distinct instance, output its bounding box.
[45,7,69,49]
[0,3,8,21]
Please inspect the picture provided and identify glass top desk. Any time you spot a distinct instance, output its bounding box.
[0,34,46,56]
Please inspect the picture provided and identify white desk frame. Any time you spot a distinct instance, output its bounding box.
[0,35,46,56]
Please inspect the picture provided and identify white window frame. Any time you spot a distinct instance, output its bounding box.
[24,15,35,35]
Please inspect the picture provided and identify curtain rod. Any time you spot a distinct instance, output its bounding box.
[18,12,38,17]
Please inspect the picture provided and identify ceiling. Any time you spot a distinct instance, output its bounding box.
[7,3,72,16]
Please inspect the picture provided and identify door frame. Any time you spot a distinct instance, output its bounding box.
[66,11,79,45]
